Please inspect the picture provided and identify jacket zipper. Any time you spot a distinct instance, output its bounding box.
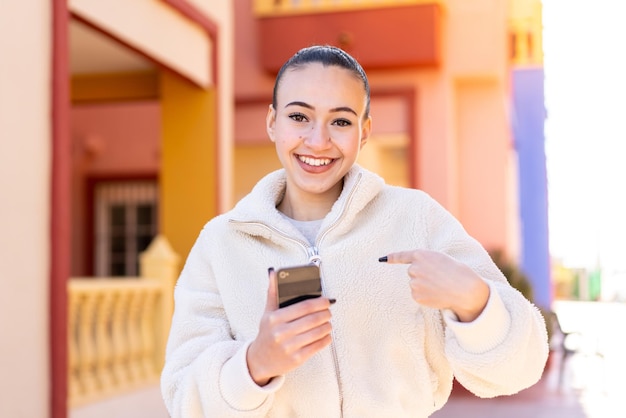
[313,172,362,418]
[226,221,343,412]
[306,246,322,266]
[304,244,342,416]
[228,220,310,252]
[229,171,363,418]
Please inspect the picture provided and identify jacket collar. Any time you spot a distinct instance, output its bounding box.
[228,165,385,239]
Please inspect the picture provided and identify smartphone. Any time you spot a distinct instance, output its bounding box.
[276,263,322,308]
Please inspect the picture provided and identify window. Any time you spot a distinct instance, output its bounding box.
[94,181,158,277]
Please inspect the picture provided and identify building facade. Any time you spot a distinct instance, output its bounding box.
[0,0,547,417]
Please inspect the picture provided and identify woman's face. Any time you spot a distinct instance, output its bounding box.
[267,62,371,203]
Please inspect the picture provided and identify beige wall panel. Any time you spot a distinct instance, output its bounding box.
[70,0,212,87]
[0,0,51,417]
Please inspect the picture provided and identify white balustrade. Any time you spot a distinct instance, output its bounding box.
[68,235,179,407]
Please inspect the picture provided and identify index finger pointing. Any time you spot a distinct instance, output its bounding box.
[379,251,416,264]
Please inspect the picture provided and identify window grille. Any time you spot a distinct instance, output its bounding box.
[94,181,158,277]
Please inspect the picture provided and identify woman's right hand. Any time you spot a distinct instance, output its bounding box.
[246,268,334,386]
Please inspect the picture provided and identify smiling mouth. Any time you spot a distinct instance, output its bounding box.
[297,155,334,167]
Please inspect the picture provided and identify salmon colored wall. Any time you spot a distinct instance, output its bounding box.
[455,80,515,253]
[358,69,453,209]
[70,101,161,275]
[257,4,440,72]
[447,0,508,79]
[233,0,274,98]
[446,0,515,256]
[71,102,161,174]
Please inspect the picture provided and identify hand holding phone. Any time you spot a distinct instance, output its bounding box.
[246,265,332,386]
[276,264,322,308]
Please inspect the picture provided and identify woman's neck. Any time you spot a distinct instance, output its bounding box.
[277,183,343,221]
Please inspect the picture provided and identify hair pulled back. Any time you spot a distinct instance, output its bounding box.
[272,45,371,118]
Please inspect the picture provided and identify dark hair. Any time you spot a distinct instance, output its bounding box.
[272,45,370,118]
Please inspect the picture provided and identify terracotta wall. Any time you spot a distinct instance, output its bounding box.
[70,102,161,275]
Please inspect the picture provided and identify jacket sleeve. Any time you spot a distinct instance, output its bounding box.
[423,196,549,398]
[160,226,283,417]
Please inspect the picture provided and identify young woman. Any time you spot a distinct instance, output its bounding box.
[161,45,549,417]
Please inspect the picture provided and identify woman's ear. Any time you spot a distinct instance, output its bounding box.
[360,116,372,149]
[266,104,277,142]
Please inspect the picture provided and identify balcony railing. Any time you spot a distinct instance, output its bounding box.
[67,235,179,407]
[254,0,439,16]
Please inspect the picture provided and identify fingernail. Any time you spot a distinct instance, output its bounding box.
[329,298,337,304]
[378,256,388,263]
[268,267,274,275]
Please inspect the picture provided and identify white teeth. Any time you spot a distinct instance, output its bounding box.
[298,155,333,166]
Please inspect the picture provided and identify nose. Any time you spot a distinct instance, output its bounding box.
[304,122,332,150]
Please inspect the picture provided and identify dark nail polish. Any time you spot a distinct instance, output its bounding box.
[378,256,388,262]
[268,267,274,274]
[328,298,337,304]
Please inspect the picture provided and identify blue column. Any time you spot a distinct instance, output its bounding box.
[512,68,552,310]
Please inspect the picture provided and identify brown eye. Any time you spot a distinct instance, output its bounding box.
[289,113,307,122]
[333,119,352,127]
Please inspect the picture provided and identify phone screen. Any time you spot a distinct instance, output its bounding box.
[276,264,322,308]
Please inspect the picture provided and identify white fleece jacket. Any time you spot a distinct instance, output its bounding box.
[161,165,549,417]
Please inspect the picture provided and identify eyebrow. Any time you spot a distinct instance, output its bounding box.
[285,101,358,117]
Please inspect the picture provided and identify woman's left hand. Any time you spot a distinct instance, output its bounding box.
[383,250,490,322]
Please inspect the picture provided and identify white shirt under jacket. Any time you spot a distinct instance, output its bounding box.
[161,165,549,418]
